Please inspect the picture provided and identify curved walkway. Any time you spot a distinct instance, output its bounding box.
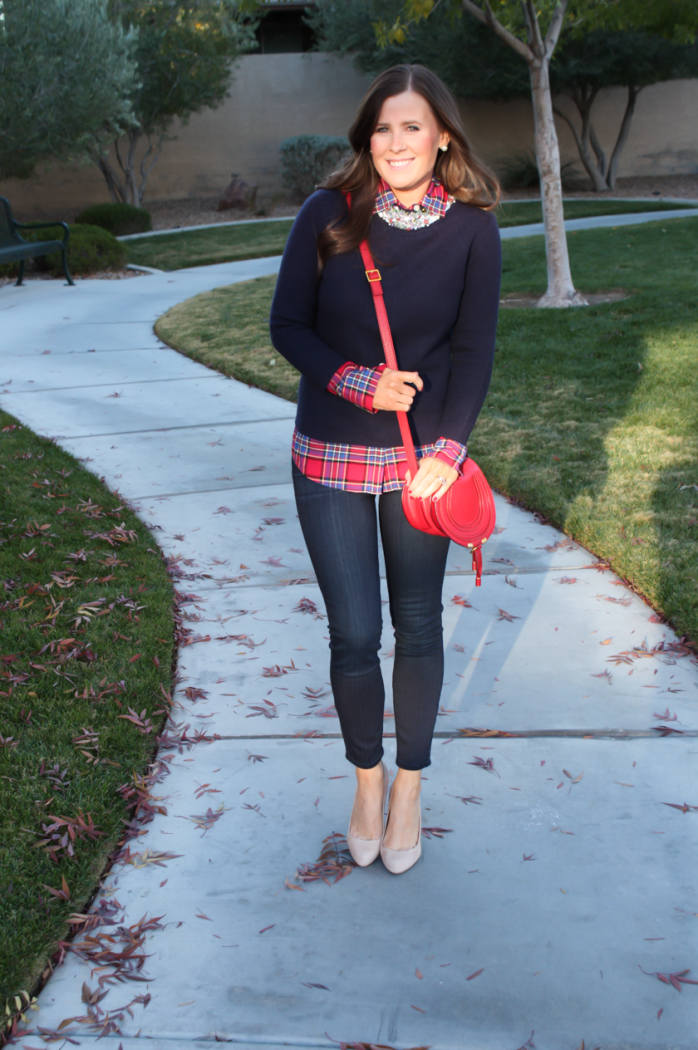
[2,212,698,1050]
[115,202,698,243]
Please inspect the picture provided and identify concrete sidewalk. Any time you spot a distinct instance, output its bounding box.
[2,236,698,1050]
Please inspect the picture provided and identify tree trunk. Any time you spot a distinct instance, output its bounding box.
[529,59,587,307]
[98,156,126,204]
[589,124,607,180]
[607,85,639,190]
[96,127,151,208]
[138,135,164,203]
[554,100,608,193]
[125,129,142,207]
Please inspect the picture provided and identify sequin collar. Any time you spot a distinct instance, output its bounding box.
[374,176,454,230]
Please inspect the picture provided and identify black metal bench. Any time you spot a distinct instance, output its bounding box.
[0,196,74,286]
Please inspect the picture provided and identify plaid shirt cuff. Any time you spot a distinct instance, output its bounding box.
[432,438,468,472]
[327,362,387,414]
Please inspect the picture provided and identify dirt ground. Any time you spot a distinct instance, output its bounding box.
[12,173,698,230]
[500,173,698,203]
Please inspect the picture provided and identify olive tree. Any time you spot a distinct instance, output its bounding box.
[551,30,698,192]
[100,1,258,207]
[311,2,698,197]
[0,0,136,182]
[369,0,698,307]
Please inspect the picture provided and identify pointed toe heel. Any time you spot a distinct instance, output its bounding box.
[346,761,389,868]
[380,790,422,875]
[346,829,382,867]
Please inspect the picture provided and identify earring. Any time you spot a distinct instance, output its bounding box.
[440,144,449,152]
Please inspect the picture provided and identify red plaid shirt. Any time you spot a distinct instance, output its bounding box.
[293,177,467,494]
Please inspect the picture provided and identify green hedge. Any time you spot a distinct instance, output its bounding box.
[76,202,152,237]
[280,134,350,200]
[41,224,126,276]
[1,224,126,279]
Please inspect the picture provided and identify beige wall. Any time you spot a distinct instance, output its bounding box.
[2,52,697,213]
[464,77,698,179]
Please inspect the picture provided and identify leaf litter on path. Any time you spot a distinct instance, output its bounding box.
[421,827,453,839]
[468,755,500,777]
[639,965,698,991]
[289,832,356,888]
[181,803,230,835]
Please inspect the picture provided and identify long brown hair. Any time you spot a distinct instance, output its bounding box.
[316,64,499,269]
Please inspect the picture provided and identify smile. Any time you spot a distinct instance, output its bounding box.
[387,158,414,168]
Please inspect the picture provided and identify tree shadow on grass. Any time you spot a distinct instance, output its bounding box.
[464,219,698,704]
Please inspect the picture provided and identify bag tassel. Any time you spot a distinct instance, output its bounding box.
[472,546,483,586]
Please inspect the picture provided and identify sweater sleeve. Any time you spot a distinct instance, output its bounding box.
[437,211,502,446]
[269,192,349,392]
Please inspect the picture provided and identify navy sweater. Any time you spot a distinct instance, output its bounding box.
[269,188,501,449]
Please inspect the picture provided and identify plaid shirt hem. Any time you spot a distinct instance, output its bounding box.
[292,428,467,495]
[327,361,387,413]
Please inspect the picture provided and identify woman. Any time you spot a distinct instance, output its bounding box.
[270,64,501,875]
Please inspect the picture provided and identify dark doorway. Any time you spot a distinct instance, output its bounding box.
[254,5,315,54]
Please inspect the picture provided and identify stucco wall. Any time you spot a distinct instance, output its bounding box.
[1,52,697,213]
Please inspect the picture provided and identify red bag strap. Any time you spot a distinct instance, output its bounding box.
[343,192,419,478]
[357,239,419,479]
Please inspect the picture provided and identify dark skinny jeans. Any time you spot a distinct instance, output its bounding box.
[292,463,450,770]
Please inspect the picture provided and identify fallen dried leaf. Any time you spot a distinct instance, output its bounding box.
[458,727,517,738]
[295,832,356,885]
[421,826,453,840]
[451,594,475,608]
[639,965,698,991]
[447,794,483,806]
[467,755,500,777]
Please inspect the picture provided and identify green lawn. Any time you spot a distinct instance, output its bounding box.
[155,216,698,643]
[127,199,696,272]
[494,197,694,228]
[125,220,295,272]
[0,412,174,1012]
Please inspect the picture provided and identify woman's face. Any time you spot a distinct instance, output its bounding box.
[369,90,450,197]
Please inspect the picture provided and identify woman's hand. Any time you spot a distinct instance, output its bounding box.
[407,456,458,502]
[372,367,423,412]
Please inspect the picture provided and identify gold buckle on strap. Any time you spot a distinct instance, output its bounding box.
[365,269,382,282]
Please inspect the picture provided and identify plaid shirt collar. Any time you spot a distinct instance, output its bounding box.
[374,176,450,218]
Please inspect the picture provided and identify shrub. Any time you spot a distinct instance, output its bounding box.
[0,225,62,279]
[279,135,350,200]
[494,149,588,193]
[40,224,127,275]
[76,202,152,236]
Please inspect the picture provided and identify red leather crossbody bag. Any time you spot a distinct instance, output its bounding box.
[357,236,496,585]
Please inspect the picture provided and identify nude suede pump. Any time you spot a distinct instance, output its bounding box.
[346,761,389,867]
[380,784,422,875]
